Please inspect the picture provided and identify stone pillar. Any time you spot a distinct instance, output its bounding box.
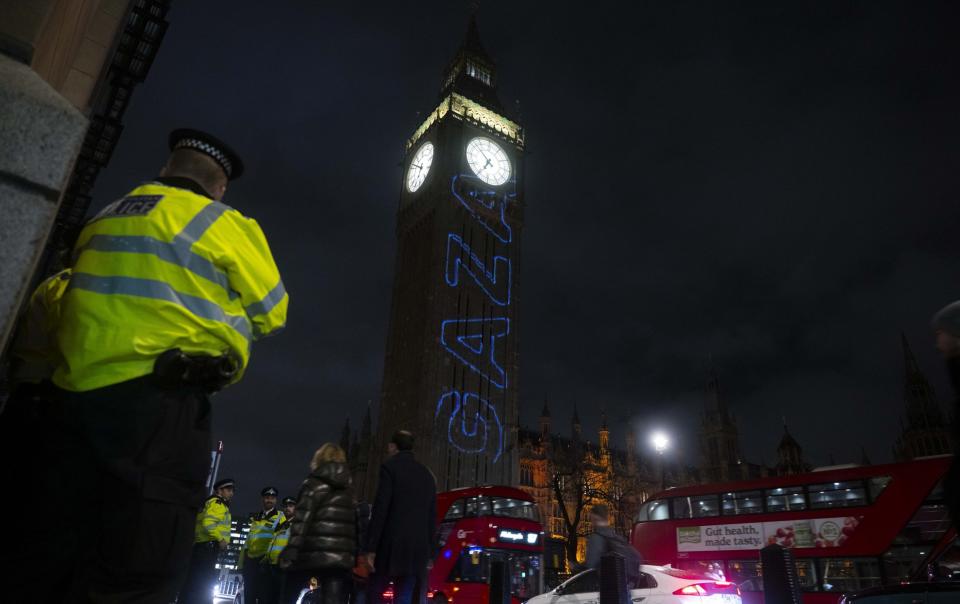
[0,0,123,354]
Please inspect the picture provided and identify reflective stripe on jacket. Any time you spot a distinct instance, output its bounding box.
[267,520,291,565]
[196,496,232,544]
[53,179,288,392]
[246,509,284,560]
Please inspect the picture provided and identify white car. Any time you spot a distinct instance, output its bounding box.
[528,565,742,604]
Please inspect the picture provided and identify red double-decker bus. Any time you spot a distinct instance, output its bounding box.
[631,456,954,603]
[428,485,544,604]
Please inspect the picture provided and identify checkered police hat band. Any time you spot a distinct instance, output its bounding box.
[174,138,233,177]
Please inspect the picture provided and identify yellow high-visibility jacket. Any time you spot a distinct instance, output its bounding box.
[267,518,291,565]
[10,269,71,385]
[245,508,284,561]
[53,178,288,392]
[195,495,232,544]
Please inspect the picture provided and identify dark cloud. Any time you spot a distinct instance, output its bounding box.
[90,0,960,511]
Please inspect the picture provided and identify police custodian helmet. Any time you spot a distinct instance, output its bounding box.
[169,128,245,180]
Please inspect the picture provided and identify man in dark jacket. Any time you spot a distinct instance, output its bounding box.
[365,431,437,604]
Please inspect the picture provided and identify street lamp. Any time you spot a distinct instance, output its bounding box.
[650,431,670,492]
[651,432,669,455]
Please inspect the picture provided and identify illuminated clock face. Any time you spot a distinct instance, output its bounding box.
[406,142,434,192]
[465,137,511,186]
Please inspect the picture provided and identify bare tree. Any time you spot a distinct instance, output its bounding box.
[550,443,607,565]
[599,474,647,538]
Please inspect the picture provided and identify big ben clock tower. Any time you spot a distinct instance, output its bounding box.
[368,15,524,493]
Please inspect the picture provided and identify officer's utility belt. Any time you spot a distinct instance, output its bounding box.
[154,349,239,393]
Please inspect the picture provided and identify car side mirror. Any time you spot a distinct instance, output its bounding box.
[555,586,564,595]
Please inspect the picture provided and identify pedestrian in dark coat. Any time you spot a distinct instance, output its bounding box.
[364,431,437,604]
[278,443,356,604]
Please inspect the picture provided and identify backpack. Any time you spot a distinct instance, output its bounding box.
[599,529,643,583]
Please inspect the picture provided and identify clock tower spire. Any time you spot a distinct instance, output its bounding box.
[439,14,503,111]
[366,11,525,496]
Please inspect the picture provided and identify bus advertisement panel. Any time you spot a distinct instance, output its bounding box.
[631,456,953,604]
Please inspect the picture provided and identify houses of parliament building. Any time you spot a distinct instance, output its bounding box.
[344,335,953,573]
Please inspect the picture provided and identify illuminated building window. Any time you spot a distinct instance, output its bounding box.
[466,61,492,85]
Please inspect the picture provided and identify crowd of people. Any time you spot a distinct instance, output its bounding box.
[0,128,434,604]
[179,430,437,604]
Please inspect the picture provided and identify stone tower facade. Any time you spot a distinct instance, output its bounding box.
[775,423,811,475]
[699,364,745,482]
[368,15,524,495]
[895,335,951,460]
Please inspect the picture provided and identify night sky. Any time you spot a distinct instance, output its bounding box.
[90,1,960,511]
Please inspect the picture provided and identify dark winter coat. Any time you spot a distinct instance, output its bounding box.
[584,526,643,583]
[279,461,356,571]
[365,451,437,576]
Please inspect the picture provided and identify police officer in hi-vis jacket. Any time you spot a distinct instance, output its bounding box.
[180,478,236,604]
[20,129,289,603]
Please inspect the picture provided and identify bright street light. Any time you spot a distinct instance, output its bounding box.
[650,431,670,492]
[651,431,669,455]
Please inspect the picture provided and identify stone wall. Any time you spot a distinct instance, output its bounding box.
[0,0,125,358]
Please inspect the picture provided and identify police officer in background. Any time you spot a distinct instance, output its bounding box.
[264,496,298,604]
[245,486,285,603]
[21,129,289,603]
[180,478,235,604]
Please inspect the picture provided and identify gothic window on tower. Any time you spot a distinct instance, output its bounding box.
[466,61,492,85]
[520,464,532,486]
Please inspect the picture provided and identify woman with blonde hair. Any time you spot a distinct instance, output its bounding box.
[279,443,356,604]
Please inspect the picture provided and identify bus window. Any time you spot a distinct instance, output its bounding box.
[437,521,455,548]
[451,548,487,582]
[819,557,881,592]
[637,499,669,521]
[765,486,806,512]
[465,496,492,517]
[795,558,818,591]
[491,497,540,522]
[808,480,867,509]
[444,498,466,520]
[508,552,542,600]
[882,480,951,581]
[673,494,720,519]
[726,559,763,592]
[868,475,892,501]
[721,490,764,515]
